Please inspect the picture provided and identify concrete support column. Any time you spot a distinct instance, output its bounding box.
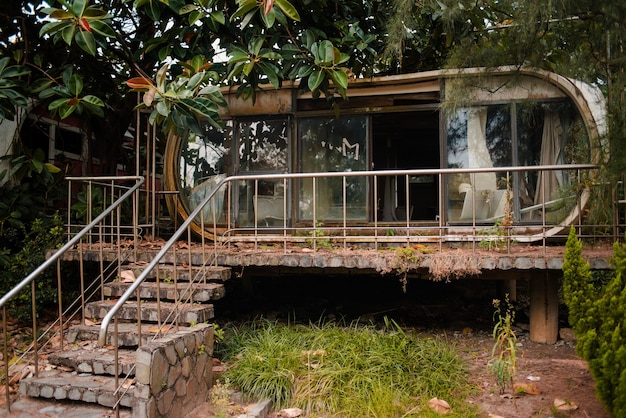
[529,272,559,344]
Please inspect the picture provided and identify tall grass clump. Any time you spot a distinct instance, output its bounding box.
[218,318,474,417]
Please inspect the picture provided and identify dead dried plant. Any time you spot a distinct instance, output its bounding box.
[428,251,481,282]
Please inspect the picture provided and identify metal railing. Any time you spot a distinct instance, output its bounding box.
[0,176,144,412]
[161,164,602,250]
[97,163,602,344]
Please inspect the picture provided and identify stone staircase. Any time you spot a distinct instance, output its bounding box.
[16,263,231,418]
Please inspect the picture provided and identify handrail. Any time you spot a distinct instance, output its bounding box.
[98,163,598,346]
[0,176,145,310]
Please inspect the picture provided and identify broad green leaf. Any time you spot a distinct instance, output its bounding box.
[156,63,169,91]
[49,10,74,20]
[81,100,104,117]
[243,60,255,76]
[259,51,282,60]
[61,25,76,45]
[162,89,179,99]
[75,29,97,55]
[44,163,62,174]
[59,103,77,119]
[249,37,264,56]
[307,69,324,91]
[89,20,116,38]
[228,46,250,63]
[0,57,8,74]
[82,95,104,106]
[1,65,30,78]
[197,85,221,95]
[52,85,72,97]
[31,159,43,173]
[188,11,202,25]
[67,74,83,96]
[274,0,300,21]
[182,97,219,118]
[156,100,169,116]
[71,0,88,18]
[258,61,280,88]
[230,0,256,20]
[31,79,54,93]
[179,4,198,14]
[260,8,275,28]
[186,71,205,90]
[210,11,225,24]
[329,69,348,89]
[317,40,334,65]
[296,64,314,78]
[49,98,70,110]
[143,0,162,21]
[82,8,110,18]
[39,21,71,37]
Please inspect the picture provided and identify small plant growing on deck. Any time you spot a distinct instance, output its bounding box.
[488,295,517,394]
[209,378,233,418]
[306,221,332,249]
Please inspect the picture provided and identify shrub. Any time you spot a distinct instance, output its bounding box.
[562,227,626,415]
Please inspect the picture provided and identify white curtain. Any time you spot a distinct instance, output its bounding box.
[534,110,565,205]
[467,107,496,190]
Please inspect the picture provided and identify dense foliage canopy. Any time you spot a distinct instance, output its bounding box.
[0,0,625,173]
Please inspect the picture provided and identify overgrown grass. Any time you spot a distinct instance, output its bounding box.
[218,319,477,417]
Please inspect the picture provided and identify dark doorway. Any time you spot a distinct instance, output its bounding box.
[372,111,440,221]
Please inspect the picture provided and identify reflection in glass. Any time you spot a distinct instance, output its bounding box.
[446,101,589,224]
[298,116,368,221]
[180,122,231,223]
[236,118,289,227]
[447,106,511,222]
[516,102,587,222]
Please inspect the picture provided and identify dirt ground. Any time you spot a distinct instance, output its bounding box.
[455,329,609,418]
[204,328,609,418]
[208,273,612,418]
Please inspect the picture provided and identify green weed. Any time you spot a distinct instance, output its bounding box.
[219,318,476,417]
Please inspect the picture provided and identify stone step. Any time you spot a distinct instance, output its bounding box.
[20,370,135,408]
[66,323,181,347]
[121,264,231,282]
[103,281,225,302]
[47,347,136,377]
[0,397,132,418]
[85,300,214,325]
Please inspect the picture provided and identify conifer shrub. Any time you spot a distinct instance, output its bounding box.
[562,226,626,415]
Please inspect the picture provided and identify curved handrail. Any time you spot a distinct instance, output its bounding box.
[0,176,145,310]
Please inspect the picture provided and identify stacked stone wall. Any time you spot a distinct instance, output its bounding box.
[134,323,214,418]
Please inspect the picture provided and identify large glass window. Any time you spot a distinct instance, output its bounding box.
[297,116,368,221]
[447,106,511,222]
[235,118,290,227]
[516,102,586,222]
[181,122,232,223]
[447,101,588,224]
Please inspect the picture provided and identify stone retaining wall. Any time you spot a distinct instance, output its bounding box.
[133,323,214,418]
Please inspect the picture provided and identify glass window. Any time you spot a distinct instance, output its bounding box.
[180,122,232,223]
[516,101,586,222]
[446,106,511,222]
[235,118,289,227]
[297,116,368,221]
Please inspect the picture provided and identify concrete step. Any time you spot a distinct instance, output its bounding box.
[121,264,231,282]
[66,323,181,347]
[47,347,136,377]
[85,300,214,325]
[19,370,135,408]
[103,281,225,302]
